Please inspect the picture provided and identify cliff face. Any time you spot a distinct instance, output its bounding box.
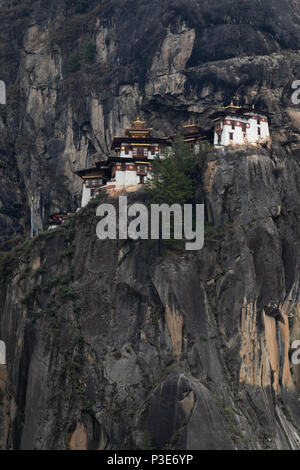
[2,0,300,243]
[2,144,300,449]
[2,0,300,450]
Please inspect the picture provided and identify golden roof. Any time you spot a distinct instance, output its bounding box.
[223,100,242,110]
[124,116,153,136]
[131,117,146,129]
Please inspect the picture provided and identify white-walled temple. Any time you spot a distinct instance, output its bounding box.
[75,167,106,207]
[211,102,270,147]
[75,118,171,206]
[109,118,171,189]
[75,104,270,206]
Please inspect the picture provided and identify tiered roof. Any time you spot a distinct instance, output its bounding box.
[111,118,171,149]
[181,123,212,142]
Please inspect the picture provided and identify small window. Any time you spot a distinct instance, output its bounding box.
[137,165,147,176]
[258,127,261,136]
[229,132,234,141]
[85,178,102,188]
[137,147,144,158]
[231,122,235,130]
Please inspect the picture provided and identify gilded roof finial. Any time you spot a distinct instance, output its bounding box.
[223,99,242,110]
[131,116,146,129]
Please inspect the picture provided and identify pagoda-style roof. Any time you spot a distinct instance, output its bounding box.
[209,101,267,121]
[111,136,171,149]
[182,123,212,137]
[210,108,249,121]
[111,118,172,150]
[125,117,153,138]
[182,123,203,135]
[74,164,111,179]
[179,123,213,143]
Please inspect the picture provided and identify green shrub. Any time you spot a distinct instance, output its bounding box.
[73,302,81,316]
[81,38,96,64]
[224,406,235,419]
[62,245,75,257]
[142,432,154,450]
[67,51,80,73]
[59,286,77,302]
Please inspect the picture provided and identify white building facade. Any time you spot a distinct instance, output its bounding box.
[214,112,270,147]
[75,168,104,207]
[76,108,270,208]
[108,119,171,190]
[113,144,159,188]
[81,183,93,207]
[75,119,171,206]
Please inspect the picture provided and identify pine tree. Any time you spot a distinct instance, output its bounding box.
[147,134,204,205]
[146,135,211,252]
[81,38,96,64]
[68,51,80,73]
